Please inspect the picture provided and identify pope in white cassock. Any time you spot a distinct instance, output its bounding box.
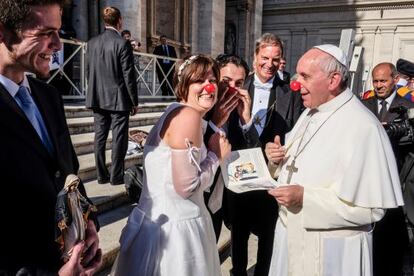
[265,44,404,276]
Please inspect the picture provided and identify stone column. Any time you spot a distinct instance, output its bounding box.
[247,0,263,67]
[72,0,89,41]
[359,26,378,91]
[374,26,397,63]
[191,0,225,56]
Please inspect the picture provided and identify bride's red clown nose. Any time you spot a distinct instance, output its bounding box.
[204,84,216,94]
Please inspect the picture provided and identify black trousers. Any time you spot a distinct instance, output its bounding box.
[226,189,278,276]
[93,109,129,184]
[373,206,409,276]
[156,63,174,96]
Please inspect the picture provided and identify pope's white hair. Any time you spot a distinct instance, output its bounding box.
[318,53,350,90]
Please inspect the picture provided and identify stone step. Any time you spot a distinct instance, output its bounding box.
[64,103,170,118]
[78,150,143,182]
[97,203,135,274]
[84,179,132,215]
[71,125,153,155]
[96,204,232,274]
[67,112,163,135]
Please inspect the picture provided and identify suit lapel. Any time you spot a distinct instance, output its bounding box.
[0,82,52,162]
[245,74,290,137]
[365,97,378,115]
[386,95,407,122]
[274,78,290,119]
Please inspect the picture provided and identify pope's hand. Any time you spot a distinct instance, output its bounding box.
[268,184,303,212]
[265,135,286,165]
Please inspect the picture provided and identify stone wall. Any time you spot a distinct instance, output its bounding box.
[263,0,414,93]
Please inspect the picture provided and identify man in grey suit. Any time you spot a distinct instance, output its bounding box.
[362,62,414,276]
[86,6,138,185]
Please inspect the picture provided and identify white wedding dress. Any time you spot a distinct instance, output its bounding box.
[113,103,221,276]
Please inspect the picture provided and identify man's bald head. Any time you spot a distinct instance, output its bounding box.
[371,62,399,99]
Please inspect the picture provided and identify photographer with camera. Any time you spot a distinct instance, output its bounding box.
[362,62,414,276]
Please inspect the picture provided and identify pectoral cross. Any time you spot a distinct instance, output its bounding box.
[286,159,298,184]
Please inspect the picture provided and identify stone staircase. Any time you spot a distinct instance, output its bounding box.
[65,103,165,273]
[65,102,235,275]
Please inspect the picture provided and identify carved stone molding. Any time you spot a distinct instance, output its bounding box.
[264,1,414,15]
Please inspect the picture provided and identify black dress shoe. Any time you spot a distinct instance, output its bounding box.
[97,178,110,184]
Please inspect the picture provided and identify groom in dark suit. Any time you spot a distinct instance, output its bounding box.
[86,6,138,185]
[153,34,177,96]
[362,62,414,276]
[0,0,101,274]
[226,33,303,276]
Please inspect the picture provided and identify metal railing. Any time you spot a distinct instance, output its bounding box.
[133,52,179,99]
[46,39,179,100]
[46,38,87,99]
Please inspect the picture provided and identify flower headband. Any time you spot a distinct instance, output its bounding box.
[177,55,198,81]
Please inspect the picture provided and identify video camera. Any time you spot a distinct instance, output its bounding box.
[384,106,414,145]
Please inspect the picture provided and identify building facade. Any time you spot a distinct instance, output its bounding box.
[263,0,414,93]
[66,0,414,93]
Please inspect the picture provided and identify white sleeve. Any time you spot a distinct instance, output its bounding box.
[171,142,219,199]
[302,186,385,229]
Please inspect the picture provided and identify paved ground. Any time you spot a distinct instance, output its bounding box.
[221,234,258,276]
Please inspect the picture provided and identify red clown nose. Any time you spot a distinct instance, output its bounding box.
[290,81,301,92]
[204,84,216,94]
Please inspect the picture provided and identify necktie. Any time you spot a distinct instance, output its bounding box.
[15,86,54,154]
[378,100,388,121]
[162,45,170,64]
[163,45,169,57]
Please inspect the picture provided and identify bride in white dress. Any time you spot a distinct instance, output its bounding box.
[113,55,231,276]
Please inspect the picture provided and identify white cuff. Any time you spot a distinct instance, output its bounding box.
[239,118,253,133]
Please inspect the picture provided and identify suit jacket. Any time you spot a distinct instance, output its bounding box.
[86,28,138,112]
[362,93,414,122]
[362,93,414,169]
[153,44,177,62]
[225,74,303,237]
[0,77,91,274]
[363,93,414,276]
[276,70,291,84]
[228,74,303,152]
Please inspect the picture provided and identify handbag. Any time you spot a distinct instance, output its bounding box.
[124,165,144,202]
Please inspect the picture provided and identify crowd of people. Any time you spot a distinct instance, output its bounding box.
[1,1,414,276]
